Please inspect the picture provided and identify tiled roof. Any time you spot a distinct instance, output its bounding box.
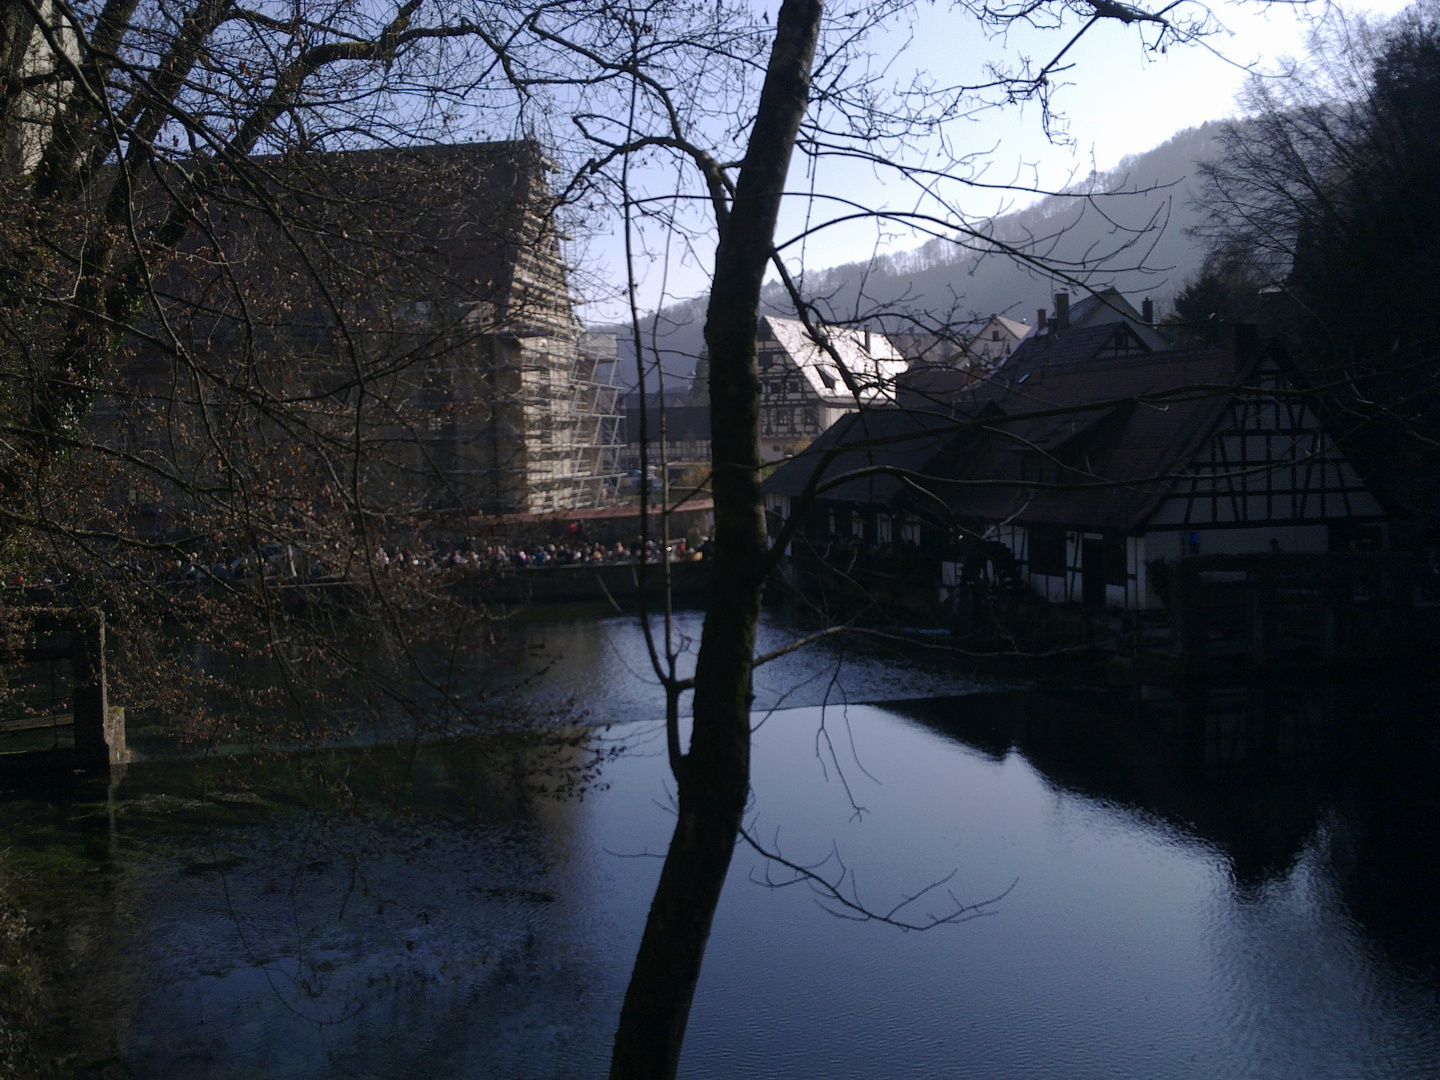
[158,141,570,334]
[989,315,1033,341]
[768,338,1263,534]
[961,322,1155,408]
[762,408,968,503]
[937,344,1245,531]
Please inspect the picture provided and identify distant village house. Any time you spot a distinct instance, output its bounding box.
[756,316,908,462]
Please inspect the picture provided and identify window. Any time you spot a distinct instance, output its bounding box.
[901,517,922,545]
[992,330,1001,341]
[1029,524,1066,576]
[877,513,892,543]
[851,513,865,541]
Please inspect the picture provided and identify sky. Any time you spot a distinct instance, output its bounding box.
[572,0,1415,324]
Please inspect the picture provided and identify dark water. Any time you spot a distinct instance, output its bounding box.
[5,611,1438,1078]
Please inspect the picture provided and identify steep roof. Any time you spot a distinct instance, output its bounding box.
[1068,286,1139,327]
[155,140,576,340]
[770,339,1275,534]
[762,408,968,503]
[956,345,1243,531]
[759,316,909,405]
[962,321,1157,409]
[986,315,1033,341]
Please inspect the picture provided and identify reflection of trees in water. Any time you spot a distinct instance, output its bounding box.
[890,682,1440,973]
[1,729,619,1077]
[1325,707,1440,978]
[507,608,988,726]
[0,772,149,1074]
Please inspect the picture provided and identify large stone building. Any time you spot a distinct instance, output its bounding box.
[97,141,622,526]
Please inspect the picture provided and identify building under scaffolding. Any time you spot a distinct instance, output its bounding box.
[458,330,626,514]
[98,140,623,524]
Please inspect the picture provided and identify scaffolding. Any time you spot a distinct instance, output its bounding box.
[509,331,625,513]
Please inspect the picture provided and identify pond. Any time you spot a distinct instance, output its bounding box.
[1,610,1436,1078]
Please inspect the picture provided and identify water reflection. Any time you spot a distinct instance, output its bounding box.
[0,619,1435,1078]
[497,607,992,722]
[888,683,1440,977]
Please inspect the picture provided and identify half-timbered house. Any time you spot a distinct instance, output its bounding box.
[756,316,908,462]
[762,327,1388,610]
[979,334,1387,608]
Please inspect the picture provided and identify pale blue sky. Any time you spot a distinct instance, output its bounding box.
[573,0,1413,323]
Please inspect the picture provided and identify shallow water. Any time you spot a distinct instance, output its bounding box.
[5,613,1438,1078]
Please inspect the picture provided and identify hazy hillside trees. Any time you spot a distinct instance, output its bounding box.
[1193,1,1440,528]
[607,123,1224,392]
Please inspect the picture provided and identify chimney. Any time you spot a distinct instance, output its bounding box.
[1142,297,1155,325]
[1037,308,1048,332]
[1053,292,1070,332]
[863,328,872,352]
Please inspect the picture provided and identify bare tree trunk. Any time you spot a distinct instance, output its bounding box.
[608,3,823,1078]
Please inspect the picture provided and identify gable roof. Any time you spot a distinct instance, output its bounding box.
[961,345,1244,531]
[771,339,1269,534]
[985,315,1033,341]
[961,321,1158,409]
[759,316,908,404]
[1068,286,1139,327]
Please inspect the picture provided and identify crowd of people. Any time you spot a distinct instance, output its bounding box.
[376,535,712,572]
[0,533,715,593]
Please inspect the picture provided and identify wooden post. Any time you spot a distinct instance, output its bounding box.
[1248,568,1268,668]
[69,609,125,769]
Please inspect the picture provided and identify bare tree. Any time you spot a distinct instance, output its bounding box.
[1193,0,1440,525]
[0,0,616,746]
[522,1,1230,1075]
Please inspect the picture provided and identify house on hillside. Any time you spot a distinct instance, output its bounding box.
[763,328,1388,610]
[99,141,622,525]
[967,314,1034,368]
[756,316,908,462]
